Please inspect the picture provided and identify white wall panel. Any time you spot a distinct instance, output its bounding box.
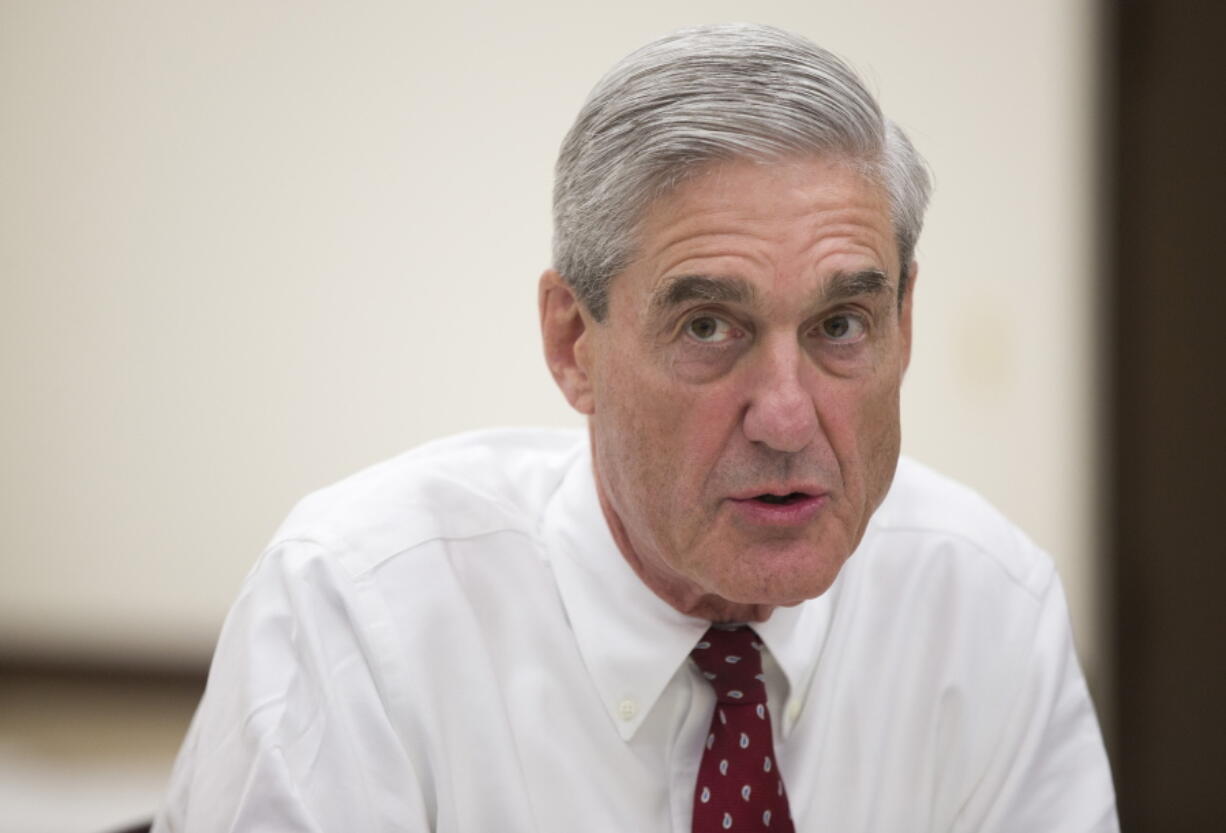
[0,0,1100,679]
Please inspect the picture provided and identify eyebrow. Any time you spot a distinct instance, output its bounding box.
[651,275,757,311]
[649,269,893,314]
[823,269,893,303]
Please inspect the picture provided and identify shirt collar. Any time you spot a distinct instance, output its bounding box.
[542,443,836,740]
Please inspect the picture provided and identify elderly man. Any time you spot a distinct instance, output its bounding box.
[155,24,1118,832]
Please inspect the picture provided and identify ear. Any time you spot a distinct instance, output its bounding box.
[539,269,597,415]
[900,261,917,374]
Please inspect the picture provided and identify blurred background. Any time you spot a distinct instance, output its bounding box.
[1,1,1221,831]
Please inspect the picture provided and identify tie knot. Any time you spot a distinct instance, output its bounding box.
[690,626,767,704]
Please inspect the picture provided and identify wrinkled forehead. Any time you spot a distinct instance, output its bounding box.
[595,156,900,328]
[625,152,897,268]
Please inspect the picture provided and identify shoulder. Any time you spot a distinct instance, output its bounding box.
[268,427,586,577]
[865,456,1054,601]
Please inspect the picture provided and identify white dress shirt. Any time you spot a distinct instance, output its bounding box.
[154,428,1118,832]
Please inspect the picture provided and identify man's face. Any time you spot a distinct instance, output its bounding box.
[562,155,912,619]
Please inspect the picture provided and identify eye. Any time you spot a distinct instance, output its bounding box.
[820,313,866,342]
[685,315,737,344]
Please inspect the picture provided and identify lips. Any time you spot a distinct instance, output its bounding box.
[728,483,827,502]
[727,489,828,526]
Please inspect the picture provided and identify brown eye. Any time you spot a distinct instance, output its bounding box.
[686,315,734,343]
[821,314,865,342]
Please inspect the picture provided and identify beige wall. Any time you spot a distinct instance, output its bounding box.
[0,1,1101,681]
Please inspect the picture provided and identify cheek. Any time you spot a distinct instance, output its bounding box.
[824,373,902,491]
[855,381,903,506]
[591,361,679,491]
[596,357,743,506]
[603,337,730,439]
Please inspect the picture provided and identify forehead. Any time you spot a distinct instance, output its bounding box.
[616,156,897,312]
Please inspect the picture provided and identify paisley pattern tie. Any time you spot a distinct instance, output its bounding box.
[690,626,795,832]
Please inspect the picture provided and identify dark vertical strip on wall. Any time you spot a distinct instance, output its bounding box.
[1109,1,1226,829]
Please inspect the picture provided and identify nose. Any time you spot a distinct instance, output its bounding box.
[741,337,820,453]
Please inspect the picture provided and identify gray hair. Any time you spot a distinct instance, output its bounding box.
[552,23,932,320]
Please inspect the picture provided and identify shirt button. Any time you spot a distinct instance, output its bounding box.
[786,699,802,722]
[618,699,638,721]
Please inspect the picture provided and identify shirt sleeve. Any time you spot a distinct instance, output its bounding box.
[152,539,433,832]
[953,569,1119,833]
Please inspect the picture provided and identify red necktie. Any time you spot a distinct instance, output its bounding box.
[690,626,795,833]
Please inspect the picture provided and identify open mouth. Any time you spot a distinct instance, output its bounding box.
[730,490,825,525]
[753,492,810,506]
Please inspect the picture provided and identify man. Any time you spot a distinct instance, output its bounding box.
[155,24,1118,832]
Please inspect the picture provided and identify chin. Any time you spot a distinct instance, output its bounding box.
[715,556,846,607]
